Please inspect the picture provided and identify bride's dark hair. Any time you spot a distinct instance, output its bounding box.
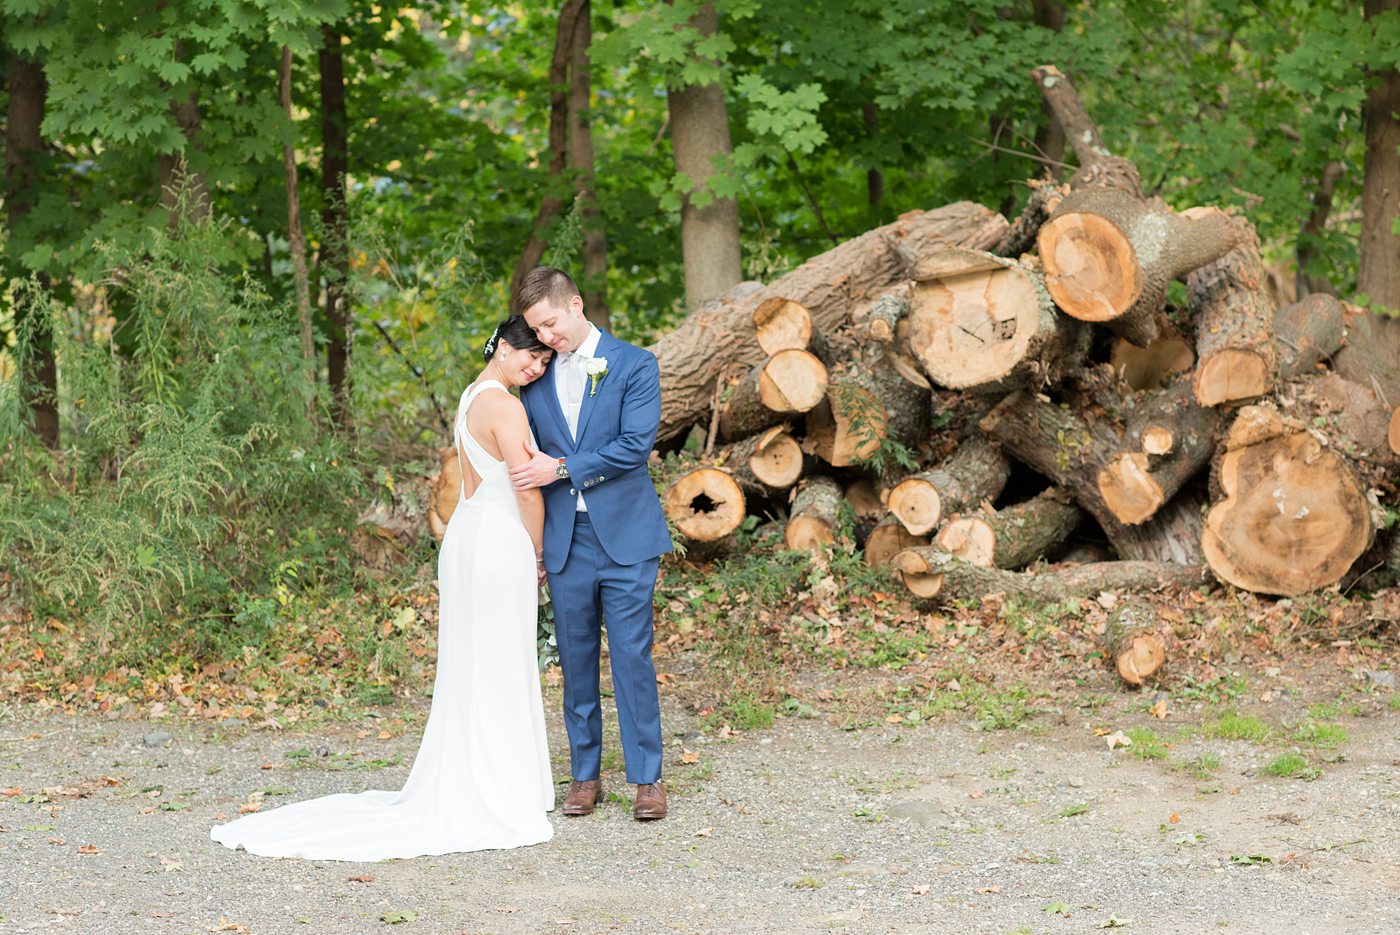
[482,314,548,363]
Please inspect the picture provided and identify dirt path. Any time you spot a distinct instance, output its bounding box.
[3,670,1399,935]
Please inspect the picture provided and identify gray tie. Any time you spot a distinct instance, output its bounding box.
[564,353,585,438]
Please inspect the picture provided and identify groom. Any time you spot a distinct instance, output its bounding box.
[510,266,673,821]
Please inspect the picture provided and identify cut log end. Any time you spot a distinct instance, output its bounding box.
[664,467,747,542]
[1389,405,1400,457]
[887,478,942,536]
[1106,601,1167,685]
[753,297,815,356]
[1098,452,1166,526]
[749,426,804,489]
[892,549,945,598]
[1116,633,1167,685]
[1038,212,1142,322]
[1111,331,1194,391]
[1142,426,1175,455]
[1193,350,1273,407]
[864,515,928,567]
[784,516,836,552]
[759,348,829,413]
[935,516,996,566]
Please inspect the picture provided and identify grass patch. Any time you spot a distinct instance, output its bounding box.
[1263,752,1321,780]
[1126,726,1169,760]
[1059,802,1089,818]
[1200,711,1272,743]
[1389,694,1400,712]
[1291,720,1347,748]
[1178,752,1221,779]
[1307,702,1341,719]
[720,691,776,731]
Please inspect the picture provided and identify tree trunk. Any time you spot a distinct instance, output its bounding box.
[904,246,1089,393]
[567,0,609,330]
[994,178,1066,259]
[157,91,212,226]
[1104,600,1168,685]
[714,425,803,496]
[860,290,910,344]
[887,436,1010,536]
[785,475,842,551]
[320,25,352,428]
[1297,161,1343,298]
[1037,190,1238,346]
[863,101,884,213]
[1186,214,1278,406]
[1030,5,1067,177]
[280,46,315,391]
[668,0,742,310]
[893,546,1208,603]
[664,465,747,544]
[1202,404,1374,595]
[427,446,463,541]
[511,0,585,300]
[649,201,1007,441]
[934,488,1082,570]
[1360,0,1400,313]
[3,51,58,448]
[716,349,828,440]
[864,512,926,567]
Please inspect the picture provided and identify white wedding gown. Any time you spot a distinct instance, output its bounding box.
[210,380,554,860]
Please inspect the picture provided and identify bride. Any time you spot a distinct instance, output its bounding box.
[210,316,557,859]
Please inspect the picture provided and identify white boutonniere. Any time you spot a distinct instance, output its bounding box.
[584,356,609,397]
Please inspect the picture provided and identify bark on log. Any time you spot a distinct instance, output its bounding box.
[887,436,1010,536]
[1104,600,1168,685]
[1202,404,1374,595]
[892,545,1209,603]
[1110,319,1194,391]
[904,247,1089,393]
[864,512,928,567]
[714,425,804,497]
[664,466,747,544]
[980,391,1205,562]
[649,201,1009,441]
[1037,189,1238,346]
[1187,214,1278,406]
[861,291,911,343]
[785,475,843,551]
[994,178,1067,259]
[935,488,1082,569]
[805,354,931,467]
[1275,373,1399,485]
[843,478,885,521]
[1274,293,1347,377]
[716,349,828,440]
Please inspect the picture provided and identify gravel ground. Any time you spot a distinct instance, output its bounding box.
[3,673,1399,935]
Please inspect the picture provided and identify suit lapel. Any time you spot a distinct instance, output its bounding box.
[574,331,617,442]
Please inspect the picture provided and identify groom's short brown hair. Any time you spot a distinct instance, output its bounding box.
[514,266,579,315]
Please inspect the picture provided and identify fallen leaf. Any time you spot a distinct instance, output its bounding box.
[1169,812,1180,824]
[47,837,66,845]
[1150,698,1169,719]
[377,731,392,740]
[910,885,930,896]
[968,789,984,799]
[493,906,520,914]
[885,714,904,724]
[1098,916,1131,928]
[77,844,99,855]
[1104,730,1132,750]
[680,750,700,765]
[211,918,249,933]
[347,874,375,883]
[1044,901,1072,917]
[1,787,21,797]
[976,885,1002,894]
[355,729,371,739]
[693,827,713,837]
[380,910,417,924]
[258,763,275,770]
[99,776,121,787]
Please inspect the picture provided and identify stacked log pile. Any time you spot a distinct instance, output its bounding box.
[427,65,1400,683]
[638,65,1400,682]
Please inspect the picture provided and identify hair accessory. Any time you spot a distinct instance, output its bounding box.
[483,326,501,359]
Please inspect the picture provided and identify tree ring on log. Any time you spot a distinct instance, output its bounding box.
[664,467,746,542]
[748,426,804,489]
[1142,426,1175,455]
[1388,405,1400,456]
[1038,212,1143,321]
[1097,452,1165,526]
[934,517,996,566]
[1193,349,1273,407]
[887,477,942,536]
[892,549,944,598]
[753,297,814,355]
[907,263,1054,390]
[759,348,829,413]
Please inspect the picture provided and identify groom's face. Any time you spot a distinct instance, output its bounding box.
[522,294,589,354]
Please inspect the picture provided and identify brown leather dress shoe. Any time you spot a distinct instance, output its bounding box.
[561,779,603,816]
[633,781,667,820]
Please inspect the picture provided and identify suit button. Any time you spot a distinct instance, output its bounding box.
[569,488,577,496]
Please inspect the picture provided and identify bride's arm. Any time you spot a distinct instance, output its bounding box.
[492,396,546,561]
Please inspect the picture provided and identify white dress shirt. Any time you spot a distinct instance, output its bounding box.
[555,325,601,511]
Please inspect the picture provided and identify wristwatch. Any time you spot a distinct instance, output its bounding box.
[555,457,569,480]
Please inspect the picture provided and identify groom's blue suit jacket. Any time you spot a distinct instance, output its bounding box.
[521,330,673,574]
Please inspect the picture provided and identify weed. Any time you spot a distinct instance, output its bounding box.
[1201,711,1271,743]
[720,692,776,731]
[1179,753,1221,779]
[1291,721,1347,748]
[1059,802,1089,818]
[1126,727,1169,760]
[1264,752,1321,780]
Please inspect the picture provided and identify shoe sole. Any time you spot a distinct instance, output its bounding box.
[562,791,604,817]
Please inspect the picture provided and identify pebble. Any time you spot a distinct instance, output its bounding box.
[142,730,172,748]
[1365,670,1396,690]
[1068,777,1085,788]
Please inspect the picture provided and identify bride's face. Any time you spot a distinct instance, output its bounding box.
[497,343,552,386]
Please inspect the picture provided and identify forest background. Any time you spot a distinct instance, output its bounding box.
[1,0,1398,716]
